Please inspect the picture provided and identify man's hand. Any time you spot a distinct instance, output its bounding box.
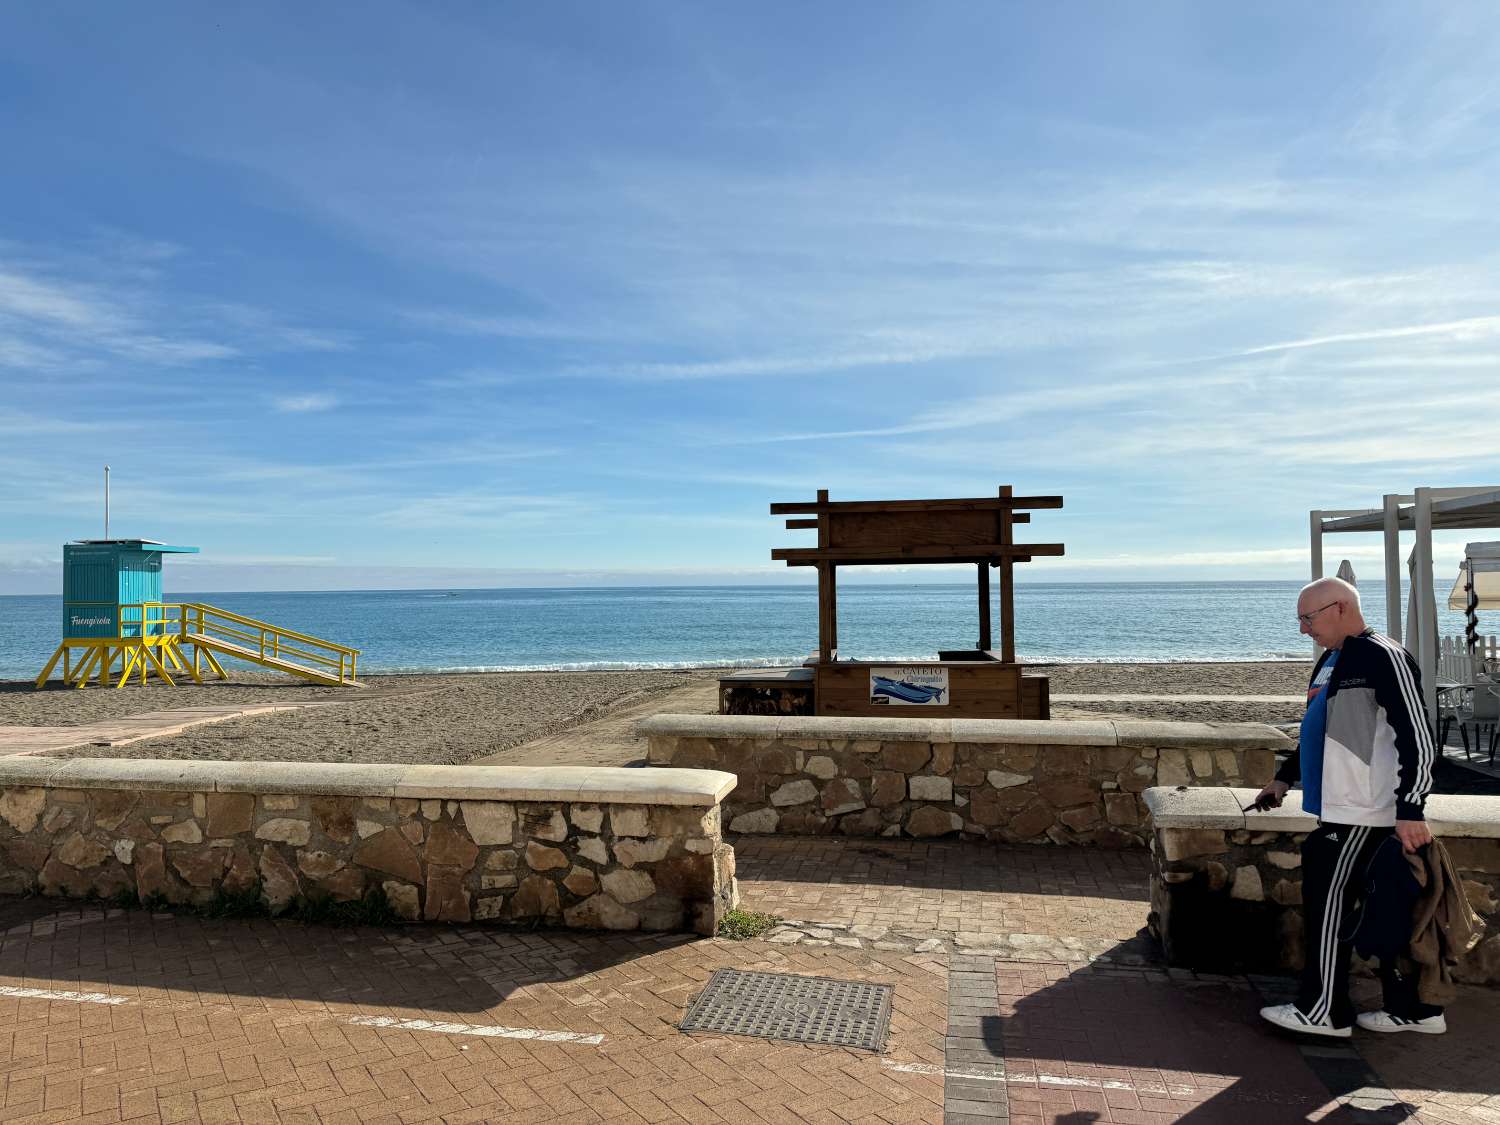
[1395,819,1432,854]
[1249,781,1289,811]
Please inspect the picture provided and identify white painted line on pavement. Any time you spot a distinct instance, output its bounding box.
[883,1060,1195,1096]
[0,985,129,1006]
[346,1014,604,1045]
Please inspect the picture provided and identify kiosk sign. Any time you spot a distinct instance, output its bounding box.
[869,666,949,706]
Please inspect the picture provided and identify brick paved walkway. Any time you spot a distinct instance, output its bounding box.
[0,899,947,1124]
[734,837,1151,946]
[2,837,1496,1123]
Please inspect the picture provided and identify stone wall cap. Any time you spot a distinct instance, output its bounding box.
[0,759,735,807]
[214,762,408,797]
[0,756,74,788]
[640,713,1120,747]
[955,719,1117,745]
[635,714,779,738]
[775,716,950,741]
[638,713,1287,752]
[1114,721,1291,750]
[1145,786,1500,839]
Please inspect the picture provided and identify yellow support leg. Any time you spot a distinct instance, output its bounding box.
[114,648,142,688]
[142,645,176,687]
[199,646,228,680]
[70,647,102,689]
[35,644,66,689]
[167,639,202,683]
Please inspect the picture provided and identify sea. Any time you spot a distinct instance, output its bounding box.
[0,581,1478,681]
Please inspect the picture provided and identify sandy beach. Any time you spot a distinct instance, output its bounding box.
[2,660,1309,767]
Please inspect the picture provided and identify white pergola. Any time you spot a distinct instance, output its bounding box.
[1309,485,1500,725]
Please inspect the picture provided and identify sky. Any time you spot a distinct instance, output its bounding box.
[2,2,1498,593]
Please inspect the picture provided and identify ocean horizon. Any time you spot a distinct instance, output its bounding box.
[1,580,1478,681]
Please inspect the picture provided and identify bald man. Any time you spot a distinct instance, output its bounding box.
[1253,577,1441,1038]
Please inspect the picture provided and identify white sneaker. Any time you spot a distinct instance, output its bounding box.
[1355,1010,1447,1035]
[1259,1002,1352,1038]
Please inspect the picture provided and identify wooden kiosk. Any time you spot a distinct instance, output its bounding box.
[721,487,1062,718]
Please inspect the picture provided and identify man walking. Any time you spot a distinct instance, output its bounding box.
[1253,576,1443,1037]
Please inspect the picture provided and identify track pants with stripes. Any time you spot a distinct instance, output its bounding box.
[1296,821,1443,1028]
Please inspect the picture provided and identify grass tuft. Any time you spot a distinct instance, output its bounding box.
[717,908,781,941]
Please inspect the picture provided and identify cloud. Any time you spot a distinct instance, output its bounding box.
[573,344,985,382]
[271,392,339,413]
[0,261,236,366]
[722,374,1220,444]
[1220,316,1500,360]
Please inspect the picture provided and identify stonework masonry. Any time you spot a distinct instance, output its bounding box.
[1145,786,1500,984]
[640,714,1285,847]
[0,759,738,935]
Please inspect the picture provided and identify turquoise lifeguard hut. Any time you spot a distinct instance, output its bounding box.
[37,539,361,689]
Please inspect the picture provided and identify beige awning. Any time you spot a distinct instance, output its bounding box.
[1448,542,1500,609]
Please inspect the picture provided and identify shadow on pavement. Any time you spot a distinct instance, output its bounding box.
[0,895,694,1017]
[992,936,1431,1124]
[733,835,1152,903]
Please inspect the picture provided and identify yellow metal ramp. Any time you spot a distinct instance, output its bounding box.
[177,602,363,687]
[182,633,361,687]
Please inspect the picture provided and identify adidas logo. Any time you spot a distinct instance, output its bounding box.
[1326,832,1340,842]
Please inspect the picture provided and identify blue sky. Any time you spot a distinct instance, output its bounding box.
[2,2,1498,593]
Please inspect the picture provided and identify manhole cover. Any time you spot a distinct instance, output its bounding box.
[678,968,893,1051]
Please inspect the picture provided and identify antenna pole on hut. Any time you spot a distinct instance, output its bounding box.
[104,465,110,539]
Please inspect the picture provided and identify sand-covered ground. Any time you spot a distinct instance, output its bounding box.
[1,661,1310,766]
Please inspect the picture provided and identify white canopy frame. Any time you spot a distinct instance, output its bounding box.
[1309,486,1500,726]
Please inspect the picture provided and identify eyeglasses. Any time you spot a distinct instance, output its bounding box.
[1297,601,1341,626]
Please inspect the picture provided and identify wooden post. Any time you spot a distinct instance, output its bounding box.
[817,564,834,662]
[977,562,991,651]
[828,564,839,655]
[816,489,832,662]
[998,485,1016,663]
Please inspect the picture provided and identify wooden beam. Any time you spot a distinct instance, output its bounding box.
[784,519,819,529]
[770,495,1063,514]
[977,562,992,651]
[772,543,1064,564]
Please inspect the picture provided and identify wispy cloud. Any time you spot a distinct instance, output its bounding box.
[271,392,339,413]
[1220,316,1500,360]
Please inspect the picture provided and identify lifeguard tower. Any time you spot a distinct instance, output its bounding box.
[36,539,361,689]
[720,486,1061,718]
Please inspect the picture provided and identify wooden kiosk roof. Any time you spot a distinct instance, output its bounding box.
[773,487,1064,664]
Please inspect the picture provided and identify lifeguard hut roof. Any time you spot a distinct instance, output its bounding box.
[72,540,198,552]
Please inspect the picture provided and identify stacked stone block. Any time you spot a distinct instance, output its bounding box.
[0,761,737,935]
[641,716,1284,846]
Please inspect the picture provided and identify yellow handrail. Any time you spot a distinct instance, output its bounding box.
[177,602,360,655]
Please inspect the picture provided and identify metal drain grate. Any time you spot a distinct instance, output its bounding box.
[678,968,893,1051]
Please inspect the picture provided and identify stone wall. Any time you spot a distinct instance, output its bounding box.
[0,759,738,935]
[640,715,1285,846]
[1145,786,1500,984]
